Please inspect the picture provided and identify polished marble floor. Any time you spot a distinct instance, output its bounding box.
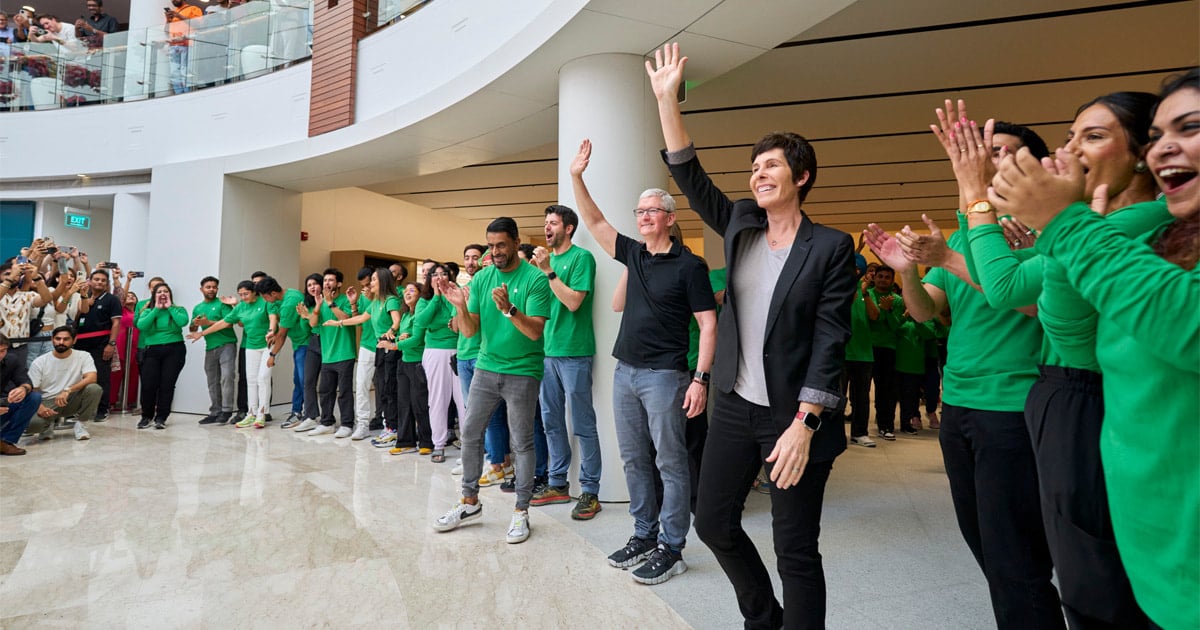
[0,411,996,629]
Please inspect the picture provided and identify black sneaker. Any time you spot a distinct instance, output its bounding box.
[199,414,220,425]
[901,427,918,435]
[217,412,233,425]
[137,418,152,430]
[607,536,657,568]
[631,544,687,585]
[499,478,515,493]
[154,420,166,430]
[263,414,273,423]
[230,411,246,425]
[94,412,108,422]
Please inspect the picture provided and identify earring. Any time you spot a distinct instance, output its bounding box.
[1134,160,1148,173]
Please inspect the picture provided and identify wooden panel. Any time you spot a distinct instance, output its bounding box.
[308,0,369,137]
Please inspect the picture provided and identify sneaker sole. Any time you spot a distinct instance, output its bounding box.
[506,529,530,544]
[432,507,482,532]
[530,496,573,507]
[571,506,601,521]
[632,559,687,585]
[608,550,653,569]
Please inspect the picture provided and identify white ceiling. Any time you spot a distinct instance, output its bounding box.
[361,0,1199,238]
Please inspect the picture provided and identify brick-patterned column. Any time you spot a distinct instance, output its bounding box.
[308,0,370,136]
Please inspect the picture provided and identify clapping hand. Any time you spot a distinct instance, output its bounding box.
[491,283,513,313]
[532,246,552,273]
[443,283,468,309]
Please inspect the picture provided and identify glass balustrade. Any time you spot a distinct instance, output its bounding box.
[0,0,313,111]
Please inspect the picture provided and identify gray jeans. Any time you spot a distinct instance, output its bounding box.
[25,383,103,434]
[205,343,237,414]
[460,368,540,510]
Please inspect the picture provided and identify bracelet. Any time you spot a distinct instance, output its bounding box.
[692,378,708,386]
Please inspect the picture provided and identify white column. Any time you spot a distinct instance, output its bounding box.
[558,53,667,503]
[110,192,150,273]
[145,159,301,415]
[123,0,172,99]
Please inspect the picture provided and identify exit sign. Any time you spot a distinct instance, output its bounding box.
[65,213,91,230]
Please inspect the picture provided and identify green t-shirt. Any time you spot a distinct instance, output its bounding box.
[223,297,277,351]
[191,299,236,350]
[395,311,426,362]
[456,276,482,361]
[924,231,1041,411]
[1040,203,1199,628]
[356,297,377,351]
[277,288,312,348]
[543,244,596,358]
[414,295,459,350]
[894,318,932,375]
[866,287,903,348]
[370,295,401,342]
[845,291,874,362]
[134,299,151,348]
[135,305,189,346]
[317,294,356,363]
[468,262,553,379]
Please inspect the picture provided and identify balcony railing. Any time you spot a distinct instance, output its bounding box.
[1,0,311,111]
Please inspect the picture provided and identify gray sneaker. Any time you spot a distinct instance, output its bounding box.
[631,544,687,585]
[74,421,90,441]
[607,536,656,568]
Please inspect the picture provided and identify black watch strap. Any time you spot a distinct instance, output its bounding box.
[546,271,557,281]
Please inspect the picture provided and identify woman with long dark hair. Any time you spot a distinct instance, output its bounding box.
[135,283,188,429]
[293,273,324,428]
[330,268,400,440]
[415,263,464,463]
[385,282,433,456]
[991,69,1199,630]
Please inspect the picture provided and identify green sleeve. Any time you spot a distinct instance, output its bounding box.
[412,296,442,329]
[169,306,189,328]
[966,224,1043,309]
[279,301,299,330]
[958,212,982,285]
[135,307,157,330]
[1038,257,1101,370]
[223,305,241,325]
[396,316,425,350]
[1039,202,1199,372]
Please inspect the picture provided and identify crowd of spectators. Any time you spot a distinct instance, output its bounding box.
[0,44,1194,629]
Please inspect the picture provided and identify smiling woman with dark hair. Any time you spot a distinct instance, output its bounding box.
[647,43,855,627]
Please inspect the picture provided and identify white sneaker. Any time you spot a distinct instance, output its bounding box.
[506,509,530,544]
[293,418,319,432]
[851,435,877,448]
[350,422,370,441]
[334,426,352,439]
[371,429,397,447]
[74,421,90,441]
[432,499,482,532]
[451,462,463,476]
[309,424,335,436]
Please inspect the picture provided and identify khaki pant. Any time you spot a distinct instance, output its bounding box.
[25,384,103,435]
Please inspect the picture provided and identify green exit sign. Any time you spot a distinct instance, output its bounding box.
[65,213,91,230]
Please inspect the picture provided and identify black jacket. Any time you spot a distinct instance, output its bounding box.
[0,352,32,403]
[665,149,855,462]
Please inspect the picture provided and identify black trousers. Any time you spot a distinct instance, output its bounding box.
[139,342,187,421]
[695,391,834,630]
[922,355,941,414]
[302,334,322,420]
[395,359,432,449]
[870,346,897,432]
[897,371,923,427]
[76,337,112,415]
[844,360,872,438]
[237,344,248,413]
[939,403,1064,630]
[317,359,354,426]
[376,349,398,428]
[1025,366,1148,629]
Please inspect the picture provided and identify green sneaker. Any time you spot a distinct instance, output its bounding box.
[570,492,602,520]
[235,415,257,428]
[530,484,571,507]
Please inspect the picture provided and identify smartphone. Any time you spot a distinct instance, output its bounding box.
[76,271,86,280]
[44,246,58,254]
[98,262,118,269]
[15,255,28,264]
[129,271,145,279]
[66,246,77,254]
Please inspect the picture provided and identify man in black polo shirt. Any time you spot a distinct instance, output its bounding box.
[74,0,117,46]
[74,269,121,421]
[570,139,716,585]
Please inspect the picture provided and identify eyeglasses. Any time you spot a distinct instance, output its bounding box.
[633,207,670,217]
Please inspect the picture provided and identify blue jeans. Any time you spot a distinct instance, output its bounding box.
[534,406,547,479]
[458,358,509,464]
[291,345,307,414]
[168,45,189,94]
[540,356,600,494]
[24,340,50,370]
[613,361,691,550]
[1,391,41,444]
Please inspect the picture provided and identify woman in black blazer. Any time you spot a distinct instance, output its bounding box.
[647,44,855,629]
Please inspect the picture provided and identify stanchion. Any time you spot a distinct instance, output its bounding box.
[113,333,136,413]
